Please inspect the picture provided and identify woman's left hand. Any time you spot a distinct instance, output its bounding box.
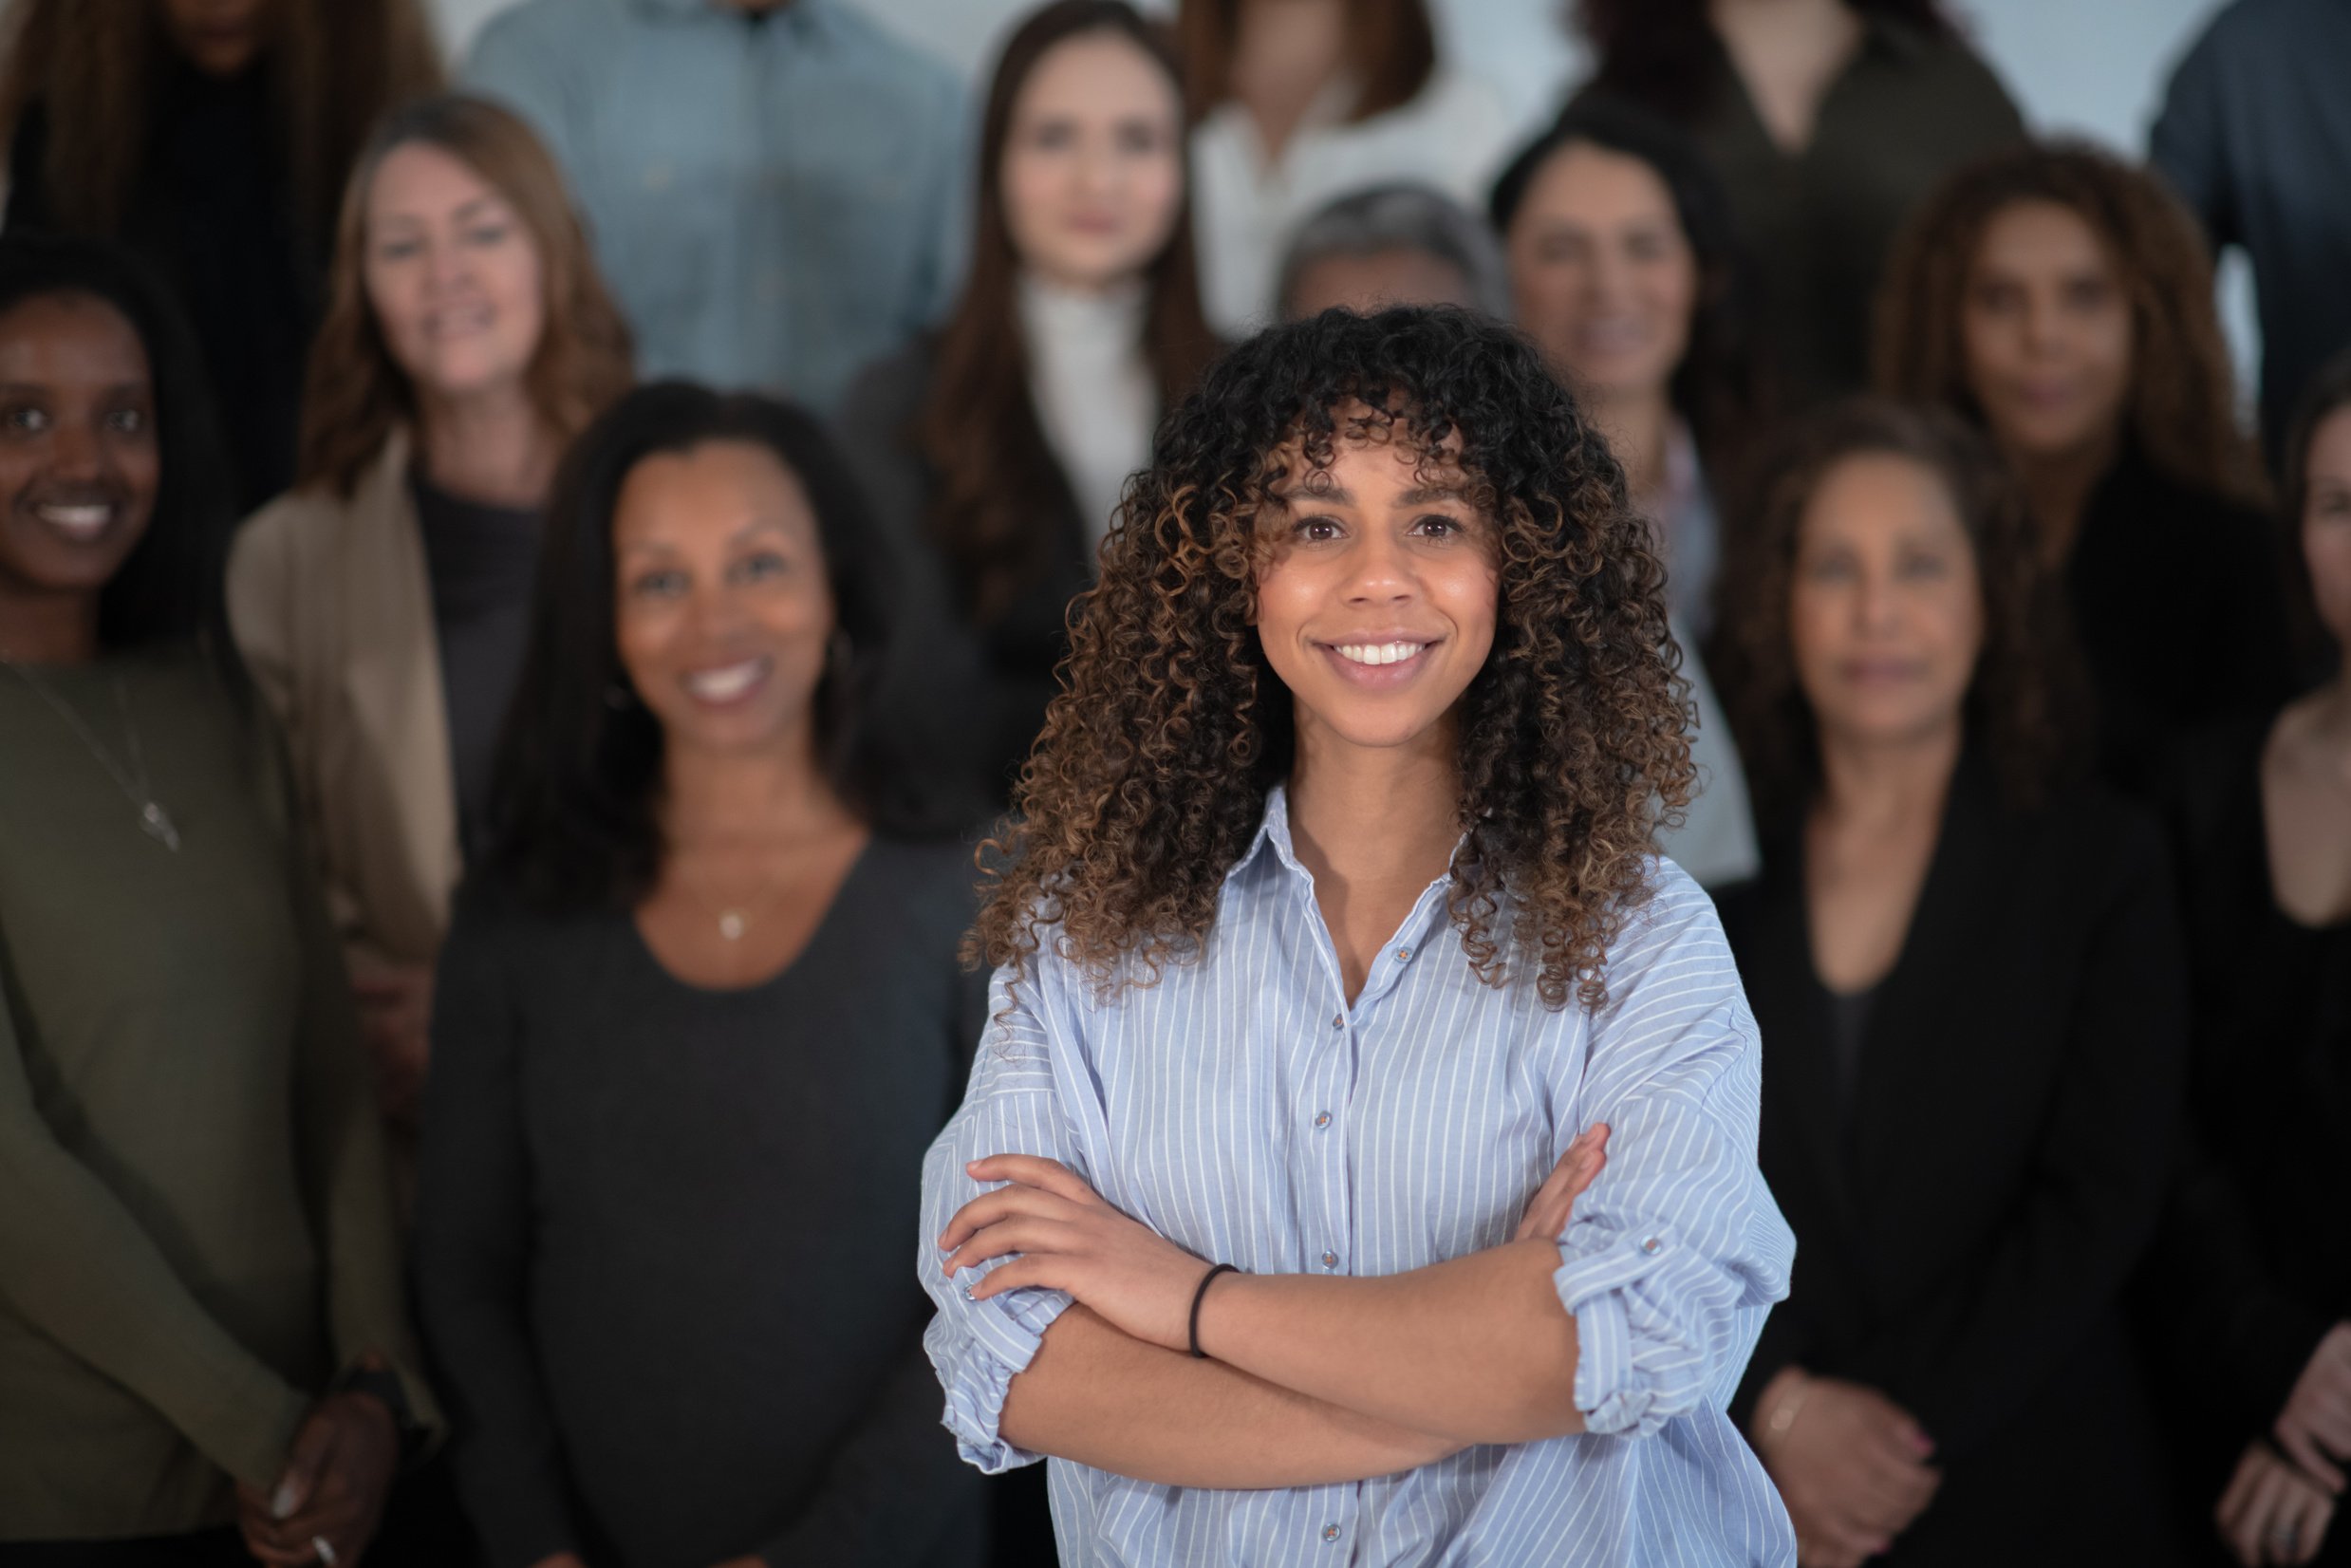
[2218,1439,2337,1566]
[233,1391,400,1566]
[942,1155,1210,1353]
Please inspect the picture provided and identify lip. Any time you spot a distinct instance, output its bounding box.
[678,655,773,709]
[1061,213,1127,237]
[1315,634,1444,689]
[1838,657,1927,685]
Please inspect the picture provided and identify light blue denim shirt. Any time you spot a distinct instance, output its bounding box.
[921,786,1798,1565]
[465,0,965,407]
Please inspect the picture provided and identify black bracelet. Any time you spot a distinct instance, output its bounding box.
[1189,1263,1239,1359]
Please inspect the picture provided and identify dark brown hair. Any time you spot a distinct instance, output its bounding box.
[970,306,1693,1011]
[2279,348,2351,676]
[1572,0,1954,121]
[1178,0,1435,124]
[1713,398,2077,824]
[1874,140,2262,505]
[296,94,636,498]
[919,0,1219,627]
[0,0,441,246]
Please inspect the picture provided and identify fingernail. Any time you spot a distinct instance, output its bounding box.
[271,1482,297,1520]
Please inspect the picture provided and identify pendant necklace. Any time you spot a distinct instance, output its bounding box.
[2,661,182,850]
[675,865,790,943]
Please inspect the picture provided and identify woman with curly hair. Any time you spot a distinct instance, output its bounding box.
[0,0,441,508]
[920,306,1797,1563]
[1875,140,2294,789]
[1712,400,2186,1567]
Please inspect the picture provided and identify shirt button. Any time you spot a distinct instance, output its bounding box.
[1320,1250,1339,1270]
[1314,1111,1332,1129]
[1322,1523,1341,1543]
[1641,1237,1663,1256]
[1394,947,1411,961]
[1331,1013,1343,1030]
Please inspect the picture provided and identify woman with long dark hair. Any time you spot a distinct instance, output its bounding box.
[0,233,434,1564]
[1713,400,2182,1567]
[919,305,1795,1563]
[415,383,982,1568]
[1875,140,2294,789]
[837,0,1220,804]
[1569,0,2021,403]
[229,94,633,1140]
[2145,353,2351,1568]
[0,0,441,507]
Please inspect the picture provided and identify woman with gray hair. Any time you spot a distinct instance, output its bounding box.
[1277,181,1512,320]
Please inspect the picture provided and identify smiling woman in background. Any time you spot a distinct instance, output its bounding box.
[0,0,441,508]
[415,383,982,1568]
[228,94,632,1147]
[838,0,1219,806]
[0,233,435,1568]
[1875,141,2294,790]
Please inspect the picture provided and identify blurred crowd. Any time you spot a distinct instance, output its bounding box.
[0,1,2345,1566]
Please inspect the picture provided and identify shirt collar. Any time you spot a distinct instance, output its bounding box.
[1230,783,1306,881]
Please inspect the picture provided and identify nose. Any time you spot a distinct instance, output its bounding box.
[45,417,108,484]
[1852,566,1904,634]
[1074,137,1120,200]
[1340,530,1416,607]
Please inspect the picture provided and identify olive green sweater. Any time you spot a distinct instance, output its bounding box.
[0,646,436,1540]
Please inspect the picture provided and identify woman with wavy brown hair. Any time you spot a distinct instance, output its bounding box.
[228,94,632,1141]
[1875,140,2293,789]
[837,0,1219,806]
[1712,399,2185,1568]
[0,0,441,507]
[917,305,1797,1564]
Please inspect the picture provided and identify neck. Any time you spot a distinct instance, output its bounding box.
[1709,0,1855,40]
[2303,668,2351,746]
[1021,267,1149,308]
[2004,426,2119,562]
[0,586,102,664]
[660,731,849,849]
[1814,719,1964,831]
[1230,0,1350,161]
[1589,387,1676,505]
[415,383,556,510]
[1284,721,1464,893]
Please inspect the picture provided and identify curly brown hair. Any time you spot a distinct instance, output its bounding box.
[1712,398,2080,825]
[296,95,636,498]
[1873,140,2261,504]
[969,306,1693,1010]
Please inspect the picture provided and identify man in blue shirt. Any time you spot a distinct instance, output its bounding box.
[466,0,965,408]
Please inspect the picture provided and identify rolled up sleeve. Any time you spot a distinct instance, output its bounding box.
[1553,868,1796,1439]
[917,966,1084,1473]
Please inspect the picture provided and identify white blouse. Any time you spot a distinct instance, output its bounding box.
[1017,272,1158,548]
[1190,67,1515,335]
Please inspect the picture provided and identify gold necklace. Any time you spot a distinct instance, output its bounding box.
[671,865,792,943]
[3,660,181,850]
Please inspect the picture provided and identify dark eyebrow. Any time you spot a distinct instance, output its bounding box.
[1398,484,1471,506]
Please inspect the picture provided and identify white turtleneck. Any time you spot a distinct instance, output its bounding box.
[1017,272,1158,548]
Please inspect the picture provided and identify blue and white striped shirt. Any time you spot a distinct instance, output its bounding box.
[920,788,1798,1565]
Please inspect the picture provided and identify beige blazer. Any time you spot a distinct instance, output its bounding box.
[228,432,460,972]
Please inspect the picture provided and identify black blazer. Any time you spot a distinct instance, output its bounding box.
[834,339,1098,806]
[2140,716,2351,1563]
[1718,760,2187,1565]
[2069,448,2297,793]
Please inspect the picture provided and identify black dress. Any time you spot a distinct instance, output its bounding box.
[1716,759,2187,1566]
[6,59,318,510]
[834,342,1097,807]
[2066,448,2297,793]
[2143,716,2351,1565]
[414,838,989,1568]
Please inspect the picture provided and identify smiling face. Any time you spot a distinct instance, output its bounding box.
[1251,420,1501,762]
[0,291,161,619]
[363,140,548,408]
[1789,452,1985,753]
[999,28,1186,293]
[2303,405,2351,654]
[1506,140,1698,404]
[1961,198,2135,465]
[158,0,274,77]
[612,439,837,761]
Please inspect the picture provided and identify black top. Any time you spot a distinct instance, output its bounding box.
[834,341,1096,805]
[2141,716,2351,1559]
[8,58,318,510]
[2067,448,2297,793]
[411,473,540,861]
[1717,760,2187,1565]
[414,837,989,1568]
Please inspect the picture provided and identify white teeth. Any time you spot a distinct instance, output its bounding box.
[35,503,112,540]
[1335,642,1427,666]
[682,659,766,701]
